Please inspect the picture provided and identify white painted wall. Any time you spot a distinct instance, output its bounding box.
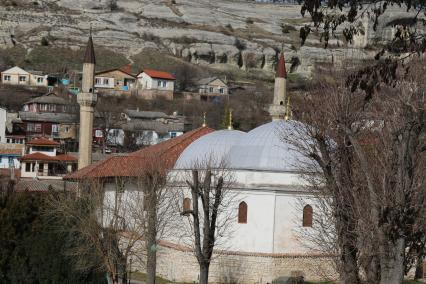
[0,156,20,168]
[95,76,115,89]
[29,146,57,156]
[1,67,47,87]
[137,73,174,91]
[0,108,6,143]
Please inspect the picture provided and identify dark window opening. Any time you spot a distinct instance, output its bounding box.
[238,201,247,224]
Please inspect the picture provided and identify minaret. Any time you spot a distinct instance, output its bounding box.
[268,52,287,120]
[77,35,97,169]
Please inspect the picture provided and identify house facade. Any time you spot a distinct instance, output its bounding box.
[12,93,79,151]
[20,137,77,179]
[197,77,229,97]
[0,148,22,169]
[1,66,48,87]
[137,69,175,100]
[95,67,137,95]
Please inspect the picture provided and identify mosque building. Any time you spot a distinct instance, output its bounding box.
[69,42,333,282]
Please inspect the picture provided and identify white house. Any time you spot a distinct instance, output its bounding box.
[20,137,77,179]
[137,69,175,100]
[1,66,48,87]
[197,77,229,95]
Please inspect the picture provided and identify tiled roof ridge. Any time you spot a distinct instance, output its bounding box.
[158,240,334,258]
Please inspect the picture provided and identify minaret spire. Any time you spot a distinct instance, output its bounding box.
[77,34,98,169]
[268,50,287,120]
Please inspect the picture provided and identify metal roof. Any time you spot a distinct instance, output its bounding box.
[19,112,78,123]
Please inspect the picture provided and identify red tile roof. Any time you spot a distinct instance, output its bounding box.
[276,53,287,78]
[26,137,60,146]
[0,149,22,155]
[20,152,77,162]
[143,69,176,80]
[55,154,78,162]
[65,127,214,180]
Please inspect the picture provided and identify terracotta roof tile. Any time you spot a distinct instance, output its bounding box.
[27,137,60,146]
[56,154,78,162]
[0,149,22,155]
[65,127,214,180]
[20,152,77,162]
[143,69,175,80]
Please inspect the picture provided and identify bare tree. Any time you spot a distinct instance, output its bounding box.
[284,58,426,284]
[173,157,236,284]
[47,177,146,284]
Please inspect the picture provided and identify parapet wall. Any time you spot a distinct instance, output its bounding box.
[137,241,338,284]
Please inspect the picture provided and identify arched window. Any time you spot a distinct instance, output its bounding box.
[181,198,192,216]
[238,202,247,224]
[183,198,191,212]
[303,205,313,227]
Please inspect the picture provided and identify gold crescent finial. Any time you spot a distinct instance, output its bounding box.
[202,112,207,127]
[285,96,291,121]
[227,109,233,130]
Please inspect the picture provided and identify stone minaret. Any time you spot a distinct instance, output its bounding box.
[77,35,97,169]
[268,52,287,121]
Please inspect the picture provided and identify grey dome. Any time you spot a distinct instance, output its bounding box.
[174,129,245,169]
[229,120,306,171]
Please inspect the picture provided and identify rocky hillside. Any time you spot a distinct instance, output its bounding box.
[0,0,417,76]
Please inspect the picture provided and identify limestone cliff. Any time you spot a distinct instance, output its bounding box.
[0,0,418,76]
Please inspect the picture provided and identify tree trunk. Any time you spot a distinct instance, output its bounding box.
[199,263,209,284]
[415,254,423,280]
[146,190,158,284]
[379,237,405,284]
[340,242,360,284]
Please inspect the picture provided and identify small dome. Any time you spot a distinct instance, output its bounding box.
[229,120,306,171]
[174,129,246,169]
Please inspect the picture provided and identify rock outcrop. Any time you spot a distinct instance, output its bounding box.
[0,0,420,76]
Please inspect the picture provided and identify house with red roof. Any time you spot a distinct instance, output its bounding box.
[20,137,77,179]
[136,69,175,100]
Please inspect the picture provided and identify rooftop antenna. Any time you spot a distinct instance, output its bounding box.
[89,23,92,37]
[227,109,233,130]
[202,112,207,127]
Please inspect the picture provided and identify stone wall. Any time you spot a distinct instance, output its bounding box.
[135,241,337,284]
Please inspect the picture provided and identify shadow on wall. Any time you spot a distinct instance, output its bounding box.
[218,255,246,284]
[272,274,305,284]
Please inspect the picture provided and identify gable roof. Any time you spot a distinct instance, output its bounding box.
[125,110,169,119]
[197,77,226,86]
[24,93,72,105]
[141,69,175,80]
[15,179,78,192]
[20,152,77,162]
[2,66,30,75]
[0,149,22,156]
[96,66,136,78]
[19,112,78,123]
[65,126,214,180]
[26,137,60,146]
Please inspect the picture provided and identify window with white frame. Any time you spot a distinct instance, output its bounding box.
[35,124,42,132]
[27,123,35,132]
[219,88,224,94]
[209,87,214,93]
[19,76,26,82]
[3,75,11,81]
[37,77,44,83]
[40,104,48,111]
[52,124,59,133]
[103,78,110,85]
[95,78,102,85]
